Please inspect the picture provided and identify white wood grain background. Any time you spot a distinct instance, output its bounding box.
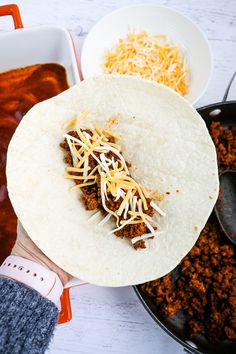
[1,1,235,353]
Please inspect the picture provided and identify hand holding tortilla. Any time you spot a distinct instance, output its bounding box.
[6,75,219,286]
[12,221,73,286]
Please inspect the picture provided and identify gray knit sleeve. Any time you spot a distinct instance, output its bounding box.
[0,277,59,354]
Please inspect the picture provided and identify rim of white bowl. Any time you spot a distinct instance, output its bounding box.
[81,4,213,105]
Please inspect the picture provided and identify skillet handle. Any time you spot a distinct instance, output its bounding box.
[223,71,236,102]
[0,4,24,29]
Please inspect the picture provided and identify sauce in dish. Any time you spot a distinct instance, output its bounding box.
[0,63,69,263]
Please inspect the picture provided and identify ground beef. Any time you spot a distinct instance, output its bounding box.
[105,194,123,212]
[60,130,155,249]
[82,192,100,210]
[210,121,236,172]
[133,240,146,249]
[139,121,236,343]
[115,221,147,239]
[64,152,72,165]
[140,221,236,342]
[60,130,80,151]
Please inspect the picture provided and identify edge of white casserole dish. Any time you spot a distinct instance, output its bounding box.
[0,25,80,85]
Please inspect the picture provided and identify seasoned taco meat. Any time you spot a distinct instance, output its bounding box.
[60,129,157,249]
[139,121,236,343]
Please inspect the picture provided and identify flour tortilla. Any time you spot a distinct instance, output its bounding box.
[6,75,219,286]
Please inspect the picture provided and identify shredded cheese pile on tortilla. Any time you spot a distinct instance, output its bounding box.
[64,116,165,246]
[103,31,189,96]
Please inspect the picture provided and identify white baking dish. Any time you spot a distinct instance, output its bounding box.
[0,3,82,324]
[0,5,80,84]
[0,26,80,85]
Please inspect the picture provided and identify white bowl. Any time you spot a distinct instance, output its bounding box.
[81,5,212,104]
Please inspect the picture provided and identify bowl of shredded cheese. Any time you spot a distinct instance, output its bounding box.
[81,4,212,104]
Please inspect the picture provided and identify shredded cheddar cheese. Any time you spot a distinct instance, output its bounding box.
[103,32,189,96]
[63,115,166,245]
[71,180,96,189]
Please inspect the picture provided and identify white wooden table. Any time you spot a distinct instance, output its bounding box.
[1,1,235,353]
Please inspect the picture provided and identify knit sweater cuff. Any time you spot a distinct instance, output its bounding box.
[0,277,59,354]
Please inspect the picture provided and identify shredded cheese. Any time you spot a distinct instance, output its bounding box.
[98,213,112,226]
[120,219,143,225]
[108,216,137,234]
[131,230,165,245]
[88,211,101,222]
[117,190,131,216]
[128,211,152,220]
[132,195,137,212]
[71,180,96,189]
[65,174,95,180]
[144,219,156,234]
[62,117,166,246]
[66,166,91,172]
[84,165,99,183]
[150,200,166,217]
[103,31,189,96]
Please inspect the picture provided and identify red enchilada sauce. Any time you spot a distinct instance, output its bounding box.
[0,63,69,263]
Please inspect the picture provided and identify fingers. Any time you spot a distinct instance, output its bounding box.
[17,220,28,240]
[14,220,74,286]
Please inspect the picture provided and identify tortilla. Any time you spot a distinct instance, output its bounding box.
[6,75,219,286]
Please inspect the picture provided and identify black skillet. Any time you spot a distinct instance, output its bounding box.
[133,73,236,354]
